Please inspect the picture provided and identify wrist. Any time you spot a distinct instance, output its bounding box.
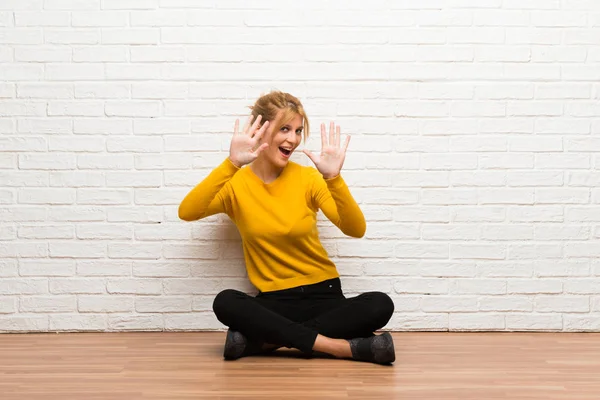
[228,156,242,168]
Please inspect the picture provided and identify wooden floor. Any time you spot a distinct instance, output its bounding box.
[1,332,599,399]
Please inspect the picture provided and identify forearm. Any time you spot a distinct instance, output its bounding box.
[178,158,239,221]
[325,174,366,238]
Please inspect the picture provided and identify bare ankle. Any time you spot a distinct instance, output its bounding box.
[312,334,352,358]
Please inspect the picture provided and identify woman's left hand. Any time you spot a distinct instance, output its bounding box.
[303,122,350,179]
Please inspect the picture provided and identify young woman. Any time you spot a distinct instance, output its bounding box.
[178,91,395,365]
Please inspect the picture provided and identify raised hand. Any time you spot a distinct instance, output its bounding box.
[303,121,350,179]
[229,115,269,167]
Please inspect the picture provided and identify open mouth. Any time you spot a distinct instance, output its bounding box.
[279,147,292,157]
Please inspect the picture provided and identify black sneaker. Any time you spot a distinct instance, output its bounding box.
[348,332,395,365]
[223,329,264,360]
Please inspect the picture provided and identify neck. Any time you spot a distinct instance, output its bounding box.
[250,156,284,184]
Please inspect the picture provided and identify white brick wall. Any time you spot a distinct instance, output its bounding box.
[1,1,599,333]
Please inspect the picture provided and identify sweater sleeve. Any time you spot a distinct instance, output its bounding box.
[311,171,366,238]
[178,158,240,221]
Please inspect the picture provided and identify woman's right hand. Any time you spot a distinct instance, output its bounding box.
[228,115,269,168]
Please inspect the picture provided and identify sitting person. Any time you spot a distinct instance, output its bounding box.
[178,91,395,365]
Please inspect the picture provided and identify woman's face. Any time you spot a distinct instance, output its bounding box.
[260,112,304,169]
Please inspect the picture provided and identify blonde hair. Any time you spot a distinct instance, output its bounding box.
[249,91,309,142]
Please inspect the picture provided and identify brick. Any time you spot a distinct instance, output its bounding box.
[50,278,105,294]
[451,279,506,294]
[107,136,163,152]
[564,315,600,331]
[0,101,45,116]
[134,154,192,170]
[0,206,47,222]
[102,28,159,45]
[45,0,100,10]
[508,206,563,222]
[72,11,128,27]
[18,224,74,239]
[479,296,533,312]
[48,206,104,222]
[77,189,131,205]
[78,296,134,312]
[510,137,563,152]
[135,297,191,313]
[451,171,506,187]
[535,188,589,204]
[45,29,100,44]
[15,46,70,62]
[105,101,160,117]
[535,296,589,312]
[15,11,70,26]
[19,259,75,276]
[0,64,43,80]
[18,154,75,170]
[130,11,186,27]
[135,224,190,241]
[108,243,162,259]
[77,154,133,170]
[48,101,104,116]
[134,188,189,206]
[50,171,104,187]
[422,296,477,312]
[165,313,222,330]
[77,224,132,240]
[132,83,187,99]
[395,279,449,295]
[536,154,590,169]
[73,46,128,62]
[75,83,130,99]
[108,315,163,331]
[77,260,131,277]
[20,296,76,313]
[130,46,185,62]
[0,241,47,258]
[481,225,533,241]
[422,189,478,205]
[389,313,448,331]
[506,314,562,331]
[535,260,590,277]
[0,316,48,332]
[49,242,106,258]
[449,314,504,331]
[536,119,590,134]
[0,279,48,295]
[133,261,190,278]
[507,171,563,187]
[49,315,106,331]
[478,262,533,277]
[0,298,16,314]
[107,279,162,294]
[0,154,15,169]
[75,119,132,134]
[0,260,18,277]
[18,118,72,134]
[106,206,162,223]
[106,171,162,187]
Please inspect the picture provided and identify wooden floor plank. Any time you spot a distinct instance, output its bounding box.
[1,332,599,399]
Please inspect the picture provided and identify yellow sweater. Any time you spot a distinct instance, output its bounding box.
[178,158,366,292]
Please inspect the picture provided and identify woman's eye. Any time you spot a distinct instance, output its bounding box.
[281,127,289,132]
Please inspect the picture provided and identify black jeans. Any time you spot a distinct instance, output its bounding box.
[212,278,394,354]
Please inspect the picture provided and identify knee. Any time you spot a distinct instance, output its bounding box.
[368,292,395,326]
[212,289,242,321]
